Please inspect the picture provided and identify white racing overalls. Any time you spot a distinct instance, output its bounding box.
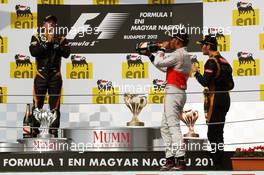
[151,47,192,158]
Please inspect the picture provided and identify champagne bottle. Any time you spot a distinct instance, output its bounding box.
[136,41,161,54]
[23,104,32,138]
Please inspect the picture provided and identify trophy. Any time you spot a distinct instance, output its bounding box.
[124,93,147,126]
[33,109,57,138]
[181,110,199,137]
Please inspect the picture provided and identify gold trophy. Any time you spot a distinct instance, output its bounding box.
[124,93,147,126]
[181,110,199,137]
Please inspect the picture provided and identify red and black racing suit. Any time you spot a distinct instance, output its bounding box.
[29,34,70,137]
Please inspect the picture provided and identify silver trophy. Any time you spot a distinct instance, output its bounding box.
[124,93,147,126]
[33,109,57,138]
[181,110,199,137]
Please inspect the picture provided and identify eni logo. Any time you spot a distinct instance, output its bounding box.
[0,0,8,4]
[122,54,148,79]
[190,55,204,77]
[11,5,37,29]
[260,84,264,101]
[92,80,119,104]
[148,79,166,104]
[148,0,175,4]
[260,33,264,50]
[0,35,8,53]
[93,0,119,5]
[203,0,229,2]
[233,52,260,76]
[10,54,36,79]
[208,28,230,52]
[38,0,64,4]
[0,86,7,104]
[66,55,93,79]
[232,1,259,26]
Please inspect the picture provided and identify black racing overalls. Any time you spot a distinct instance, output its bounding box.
[194,52,232,169]
[29,34,70,137]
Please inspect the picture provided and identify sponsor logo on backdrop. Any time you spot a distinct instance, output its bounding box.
[11,5,37,29]
[203,0,230,2]
[233,51,260,76]
[122,54,148,79]
[10,54,36,79]
[66,55,93,79]
[232,1,259,26]
[92,80,119,104]
[0,0,8,4]
[92,0,119,5]
[38,0,64,4]
[208,28,230,52]
[261,84,264,101]
[0,86,7,104]
[260,33,264,50]
[44,88,64,104]
[0,35,8,53]
[148,0,175,4]
[93,130,131,147]
[190,55,204,77]
[148,79,166,104]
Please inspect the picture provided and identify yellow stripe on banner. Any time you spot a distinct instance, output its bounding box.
[148,0,175,4]
[260,34,264,50]
[260,84,264,101]
[92,0,119,5]
[0,87,7,104]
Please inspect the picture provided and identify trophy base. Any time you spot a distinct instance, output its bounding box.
[127,121,144,126]
[18,138,71,152]
[184,133,199,137]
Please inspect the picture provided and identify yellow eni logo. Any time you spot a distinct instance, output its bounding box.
[0,0,8,4]
[93,0,119,5]
[148,0,175,4]
[0,87,7,104]
[232,2,259,26]
[148,79,166,104]
[190,55,204,77]
[66,55,93,79]
[260,34,264,50]
[203,0,229,2]
[122,54,148,79]
[217,35,230,52]
[11,5,37,29]
[44,88,64,104]
[260,84,264,101]
[233,52,260,76]
[92,80,119,104]
[10,54,36,79]
[38,0,64,4]
[0,36,8,53]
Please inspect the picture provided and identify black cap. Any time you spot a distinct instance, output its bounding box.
[197,35,218,46]
[172,31,189,45]
[44,15,57,23]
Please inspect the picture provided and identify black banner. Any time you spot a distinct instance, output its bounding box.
[0,151,233,172]
[38,4,203,53]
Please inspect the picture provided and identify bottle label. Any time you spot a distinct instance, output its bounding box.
[23,126,31,135]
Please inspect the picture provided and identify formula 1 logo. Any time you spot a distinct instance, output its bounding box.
[66,55,93,79]
[92,0,119,5]
[148,79,166,104]
[122,54,148,79]
[0,86,7,104]
[208,28,230,52]
[38,0,64,4]
[0,35,8,53]
[66,13,129,46]
[261,84,264,101]
[233,1,259,26]
[10,54,36,79]
[148,0,175,4]
[92,80,119,104]
[233,51,260,76]
[11,5,37,29]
